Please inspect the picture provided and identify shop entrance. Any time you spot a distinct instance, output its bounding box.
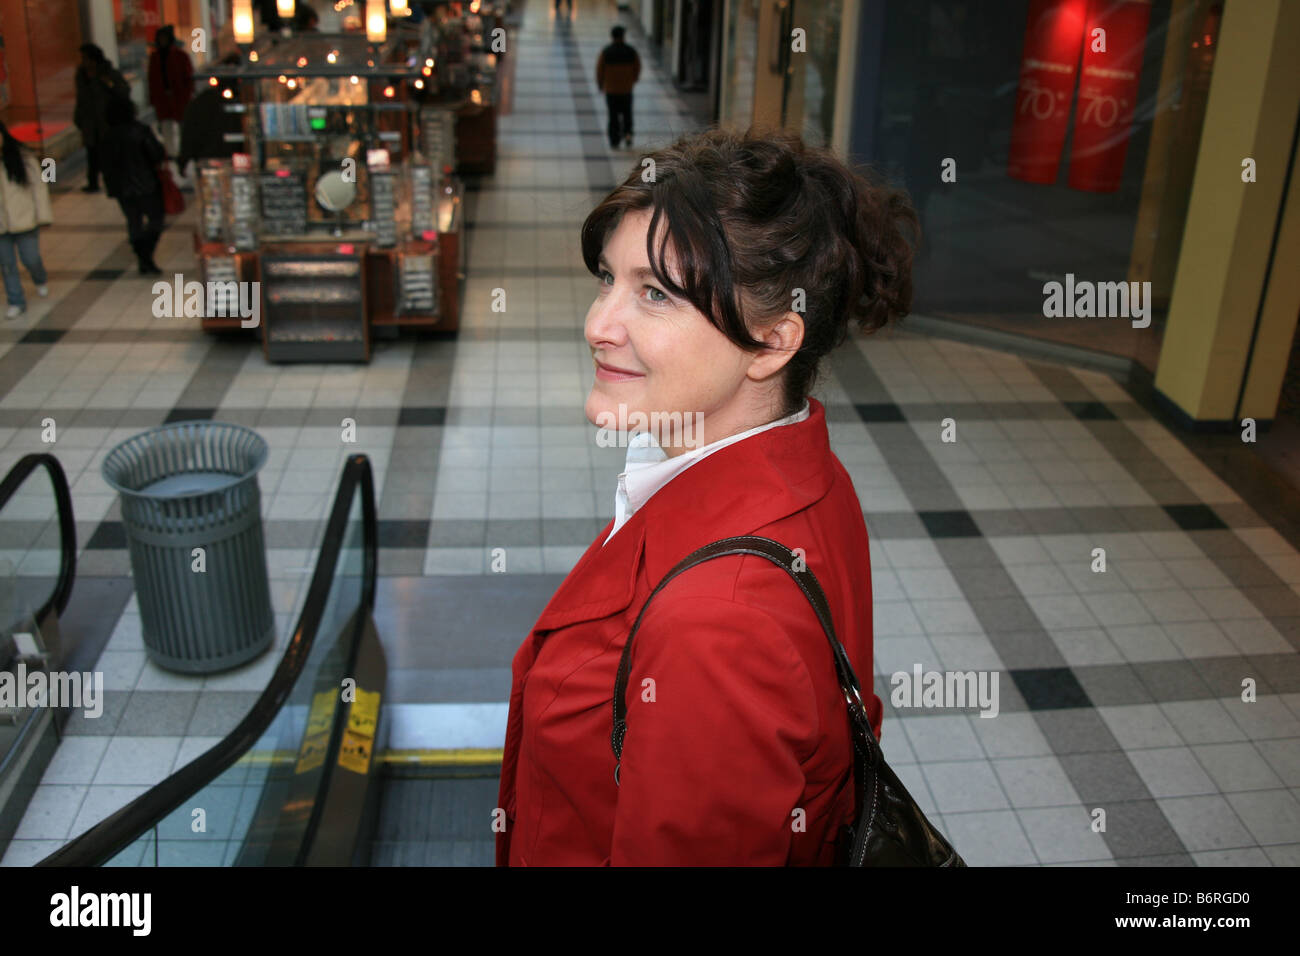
[720,0,843,147]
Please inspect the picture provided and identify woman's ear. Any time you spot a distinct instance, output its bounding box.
[745,311,804,382]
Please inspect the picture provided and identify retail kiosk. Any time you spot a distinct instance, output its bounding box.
[192,5,503,362]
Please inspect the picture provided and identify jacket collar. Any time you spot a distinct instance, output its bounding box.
[532,398,836,633]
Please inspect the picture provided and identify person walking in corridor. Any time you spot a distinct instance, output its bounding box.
[596,26,640,150]
[74,44,130,193]
[100,96,167,276]
[147,25,194,161]
[178,53,245,182]
[0,121,52,319]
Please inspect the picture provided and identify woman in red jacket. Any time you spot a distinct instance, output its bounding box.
[497,127,918,866]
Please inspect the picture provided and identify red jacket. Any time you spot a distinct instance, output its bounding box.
[148,47,194,121]
[496,398,883,866]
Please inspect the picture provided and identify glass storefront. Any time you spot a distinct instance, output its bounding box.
[718,0,758,128]
[719,0,843,147]
[788,0,841,147]
[0,0,86,134]
[115,0,165,79]
[865,0,1221,371]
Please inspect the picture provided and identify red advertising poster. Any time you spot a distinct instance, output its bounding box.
[1007,0,1088,184]
[1067,0,1153,192]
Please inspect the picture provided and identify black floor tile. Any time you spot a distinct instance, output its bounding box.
[1162,503,1228,531]
[398,406,447,426]
[164,407,217,423]
[918,509,983,538]
[19,329,64,345]
[853,402,906,422]
[377,519,432,549]
[85,521,127,549]
[1064,400,1117,420]
[1010,667,1093,710]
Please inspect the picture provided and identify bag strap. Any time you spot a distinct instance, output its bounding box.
[611,535,880,784]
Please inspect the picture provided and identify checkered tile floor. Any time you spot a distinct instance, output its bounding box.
[2,1,1299,866]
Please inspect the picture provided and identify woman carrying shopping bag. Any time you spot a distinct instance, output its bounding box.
[0,120,52,319]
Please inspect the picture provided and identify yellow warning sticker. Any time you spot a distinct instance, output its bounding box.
[306,689,335,735]
[348,687,380,737]
[338,688,380,774]
[338,728,374,774]
[295,732,329,774]
[295,689,337,775]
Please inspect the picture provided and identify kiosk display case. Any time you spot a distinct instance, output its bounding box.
[191,23,489,362]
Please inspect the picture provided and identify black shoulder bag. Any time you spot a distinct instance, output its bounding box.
[611,535,966,867]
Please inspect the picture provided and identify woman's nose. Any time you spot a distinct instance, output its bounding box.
[585,289,627,346]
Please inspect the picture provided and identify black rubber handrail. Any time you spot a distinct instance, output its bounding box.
[0,453,76,622]
[37,453,377,867]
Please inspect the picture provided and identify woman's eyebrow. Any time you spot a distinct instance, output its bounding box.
[597,257,657,281]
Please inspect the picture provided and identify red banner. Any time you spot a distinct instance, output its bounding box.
[1067,0,1153,192]
[1007,0,1088,184]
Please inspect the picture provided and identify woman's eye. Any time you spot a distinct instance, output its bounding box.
[645,286,667,302]
[597,270,614,286]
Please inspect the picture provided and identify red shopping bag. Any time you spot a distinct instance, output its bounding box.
[159,163,185,216]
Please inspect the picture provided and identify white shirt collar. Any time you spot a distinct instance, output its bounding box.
[603,400,811,546]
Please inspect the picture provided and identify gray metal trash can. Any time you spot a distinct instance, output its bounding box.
[102,421,274,674]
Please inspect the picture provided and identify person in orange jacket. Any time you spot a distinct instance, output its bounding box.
[496,128,919,866]
[596,25,641,149]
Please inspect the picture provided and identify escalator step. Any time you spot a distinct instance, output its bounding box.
[370,839,495,867]
[372,774,500,847]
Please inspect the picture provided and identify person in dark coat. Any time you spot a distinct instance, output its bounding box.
[177,54,244,181]
[74,44,131,193]
[147,26,194,159]
[596,26,641,149]
[99,96,166,276]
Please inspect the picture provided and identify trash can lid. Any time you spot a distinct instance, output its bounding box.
[101,420,269,499]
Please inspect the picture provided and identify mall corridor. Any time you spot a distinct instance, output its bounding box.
[1,0,1299,869]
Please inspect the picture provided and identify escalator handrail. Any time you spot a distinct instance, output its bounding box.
[0,453,76,621]
[37,453,377,867]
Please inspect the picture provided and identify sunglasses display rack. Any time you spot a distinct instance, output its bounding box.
[185,25,492,359]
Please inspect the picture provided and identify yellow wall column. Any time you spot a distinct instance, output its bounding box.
[1154,0,1300,424]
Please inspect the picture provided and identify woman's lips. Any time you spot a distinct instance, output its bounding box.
[595,361,645,382]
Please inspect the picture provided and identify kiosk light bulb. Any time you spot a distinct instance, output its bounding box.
[366,0,387,42]
[233,0,255,43]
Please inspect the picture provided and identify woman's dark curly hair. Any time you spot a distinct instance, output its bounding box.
[581,127,919,414]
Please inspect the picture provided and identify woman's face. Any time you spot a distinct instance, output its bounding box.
[584,208,798,455]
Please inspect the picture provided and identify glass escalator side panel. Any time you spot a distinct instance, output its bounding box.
[0,461,65,647]
[140,488,367,865]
